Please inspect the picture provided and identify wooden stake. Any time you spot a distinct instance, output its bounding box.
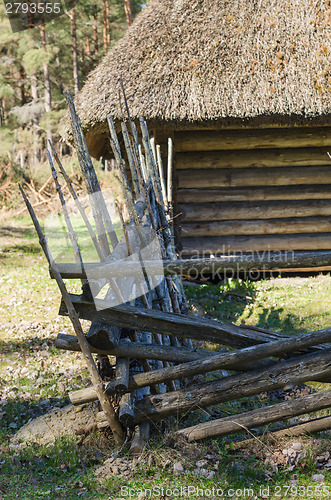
[65,91,118,251]
[19,185,124,447]
[48,141,106,262]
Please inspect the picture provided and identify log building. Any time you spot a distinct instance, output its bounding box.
[61,0,331,257]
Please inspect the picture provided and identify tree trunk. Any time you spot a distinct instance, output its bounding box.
[40,20,51,113]
[71,9,79,95]
[85,36,91,59]
[103,0,108,55]
[106,1,111,47]
[19,66,26,105]
[30,74,38,100]
[124,0,133,26]
[93,16,98,55]
[40,19,52,143]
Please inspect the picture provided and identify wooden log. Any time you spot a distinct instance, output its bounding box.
[59,293,292,348]
[130,421,150,456]
[177,186,331,204]
[56,332,231,363]
[176,389,331,441]
[119,392,136,428]
[75,326,331,399]
[87,322,121,350]
[69,358,277,405]
[129,349,331,424]
[55,251,331,279]
[181,216,331,238]
[179,199,331,223]
[181,234,331,255]
[113,358,130,394]
[177,166,331,189]
[175,127,331,152]
[69,358,278,406]
[176,147,331,170]
[266,415,331,439]
[233,415,331,448]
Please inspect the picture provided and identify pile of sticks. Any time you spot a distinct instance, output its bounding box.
[21,90,331,452]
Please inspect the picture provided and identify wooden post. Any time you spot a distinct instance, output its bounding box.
[87,322,122,351]
[119,392,136,427]
[114,358,130,394]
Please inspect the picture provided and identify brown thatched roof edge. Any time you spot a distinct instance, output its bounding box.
[60,0,331,156]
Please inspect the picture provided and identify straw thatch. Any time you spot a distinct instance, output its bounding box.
[60,0,331,156]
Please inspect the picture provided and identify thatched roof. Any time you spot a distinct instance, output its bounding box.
[60,0,331,157]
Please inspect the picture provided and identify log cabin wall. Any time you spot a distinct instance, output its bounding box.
[174,126,331,257]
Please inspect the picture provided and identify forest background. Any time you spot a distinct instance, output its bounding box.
[0,0,146,210]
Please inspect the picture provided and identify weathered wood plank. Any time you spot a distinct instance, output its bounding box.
[176,389,331,441]
[176,148,331,170]
[177,166,331,189]
[181,216,331,238]
[177,186,331,204]
[179,200,331,222]
[180,234,331,254]
[175,128,331,152]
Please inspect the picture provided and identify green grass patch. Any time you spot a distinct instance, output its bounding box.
[0,220,330,498]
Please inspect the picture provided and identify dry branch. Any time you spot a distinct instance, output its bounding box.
[19,185,124,447]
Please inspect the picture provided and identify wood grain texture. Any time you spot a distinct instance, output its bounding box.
[181,216,331,237]
[176,147,331,169]
[177,185,331,203]
[132,349,331,423]
[175,127,331,152]
[179,199,331,222]
[177,166,331,189]
[177,389,331,441]
[180,233,331,254]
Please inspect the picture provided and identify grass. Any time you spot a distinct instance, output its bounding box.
[0,218,330,499]
[185,275,331,335]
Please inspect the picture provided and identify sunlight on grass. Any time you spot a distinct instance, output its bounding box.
[0,219,330,499]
